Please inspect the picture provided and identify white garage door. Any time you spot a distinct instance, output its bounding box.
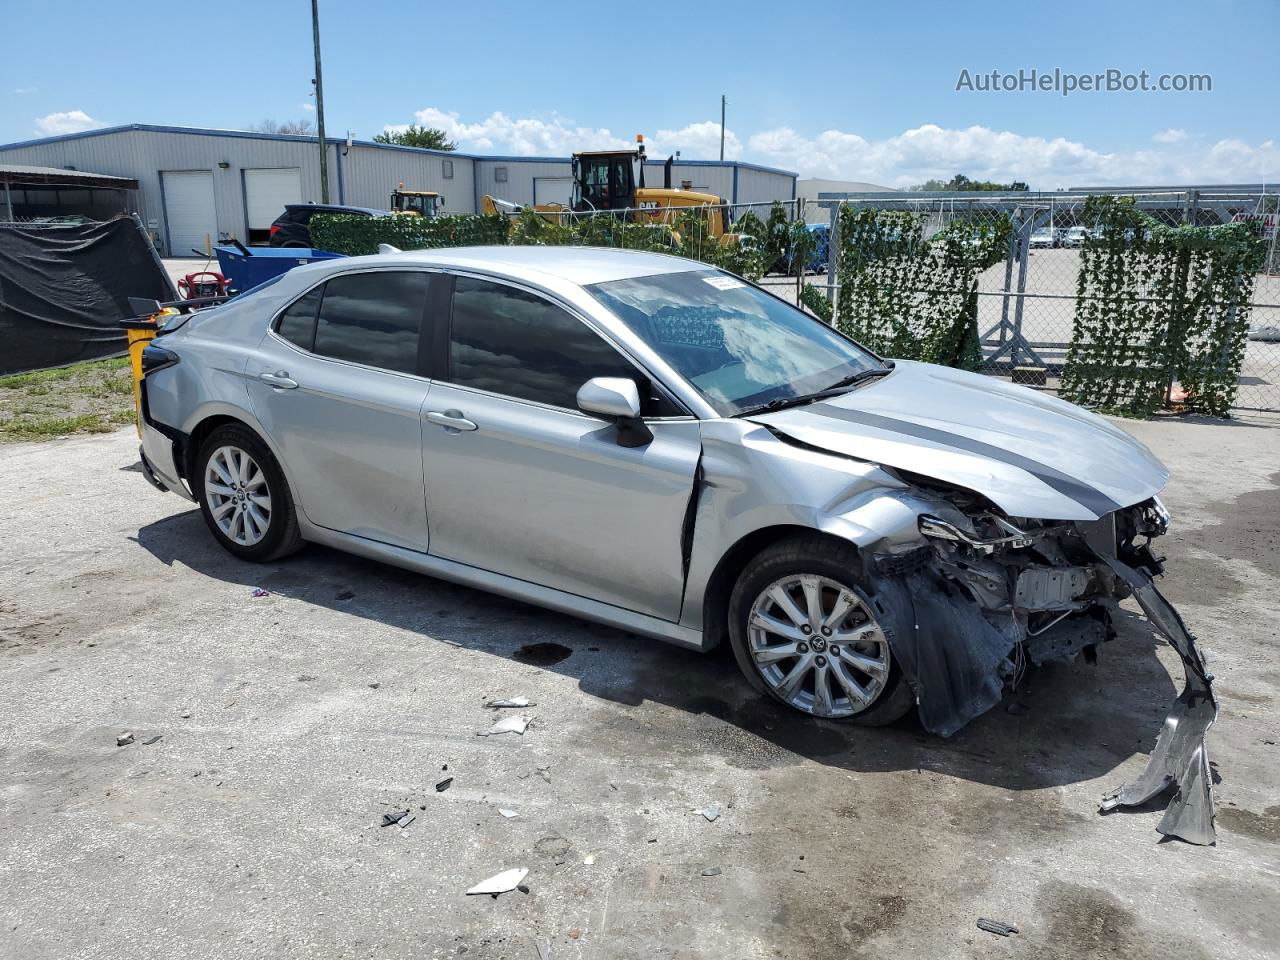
[244,168,302,233]
[533,177,573,206]
[162,171,217,256]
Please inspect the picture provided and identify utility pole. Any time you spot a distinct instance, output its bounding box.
[716,94,727,161]
[311,0,330,202]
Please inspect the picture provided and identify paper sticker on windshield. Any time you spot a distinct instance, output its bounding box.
[703,275,746,290]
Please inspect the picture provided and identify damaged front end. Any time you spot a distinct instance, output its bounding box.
[866,485,1217,845]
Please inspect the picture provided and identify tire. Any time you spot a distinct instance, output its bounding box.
[728,535,914,725]
[196,423,303,562]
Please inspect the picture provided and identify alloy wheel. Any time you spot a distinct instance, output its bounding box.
[746,574,891,718]
[204,445,272,547]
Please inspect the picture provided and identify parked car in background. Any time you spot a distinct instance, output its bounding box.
[1062,226,1089,248]
[1029,227,1057,248]
[269,203,387,248]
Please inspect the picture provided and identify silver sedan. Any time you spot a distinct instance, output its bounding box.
[133,246,1218,843]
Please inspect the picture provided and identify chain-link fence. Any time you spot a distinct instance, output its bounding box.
[802,190,1280,415]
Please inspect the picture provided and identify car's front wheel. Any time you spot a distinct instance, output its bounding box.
[728,536,914,724]
[196,424,302,562]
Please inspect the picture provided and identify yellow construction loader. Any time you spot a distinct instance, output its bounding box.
[391,184,442,218]
[481,135,729,238]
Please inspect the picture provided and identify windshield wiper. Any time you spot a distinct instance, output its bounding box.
[736,362,895,417]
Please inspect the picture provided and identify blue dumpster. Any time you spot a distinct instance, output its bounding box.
[215,246,344,293]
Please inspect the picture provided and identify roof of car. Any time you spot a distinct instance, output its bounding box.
[334,245,711,286]
[285,203,386,214]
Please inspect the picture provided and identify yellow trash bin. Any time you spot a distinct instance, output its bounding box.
[120,309,176,437]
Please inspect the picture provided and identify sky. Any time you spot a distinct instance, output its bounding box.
[2,0,1277,189]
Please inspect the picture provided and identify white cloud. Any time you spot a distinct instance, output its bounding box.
[747,123,1279,188]
[301,102,316,113]
[387,108,1278,188]
[14,87,36,95]
[34,110,104,136]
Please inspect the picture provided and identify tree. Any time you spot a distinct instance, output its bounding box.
[914,174,1029,192]
[373,124,456,151]
[249,118,316,136]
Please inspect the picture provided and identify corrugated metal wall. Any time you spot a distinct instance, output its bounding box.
[337,144,475,216]
[0,127,796,254]
[474,158,573,208]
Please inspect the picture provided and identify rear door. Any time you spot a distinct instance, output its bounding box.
[419,274,701,621]
[246,269,441,551]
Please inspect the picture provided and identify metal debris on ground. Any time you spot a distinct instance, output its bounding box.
[465,867,529,896]
[116,732,134,747]
[498,808,519,819]
[142,735,162,745]
[701,867,722,877]
[485,696,535,708]
[381,809,411,827]
[436,776,453,792]
[478,715,532,737]
[251,588,270,598]
[397,813,416,829]
[694,804,721,822]
[977,918,1019,937]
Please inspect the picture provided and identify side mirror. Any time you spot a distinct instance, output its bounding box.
[577,377,652,447]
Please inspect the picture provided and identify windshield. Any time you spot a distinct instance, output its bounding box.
[587,270,881,416]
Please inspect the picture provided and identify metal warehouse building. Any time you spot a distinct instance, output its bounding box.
[0,124,797,256]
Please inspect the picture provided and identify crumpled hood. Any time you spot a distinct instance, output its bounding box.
[748,360,1167,520]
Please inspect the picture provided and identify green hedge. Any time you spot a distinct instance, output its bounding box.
[835,206,1007,369]
[1060,196,1266,418]
[310,213,509,256]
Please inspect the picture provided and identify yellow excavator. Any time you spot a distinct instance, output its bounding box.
[391,184,442,218]
[482,135,729,238]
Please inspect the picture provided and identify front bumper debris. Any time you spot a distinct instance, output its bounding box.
[874,495,1217,845]
[1094,555,1217,845]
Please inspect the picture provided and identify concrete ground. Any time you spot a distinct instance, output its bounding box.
[1,417,1278,960]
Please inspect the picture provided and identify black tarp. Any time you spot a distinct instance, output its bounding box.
[0,216,175,375]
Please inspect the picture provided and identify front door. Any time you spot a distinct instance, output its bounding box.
[246,269,439,552]
[420,275,701,621]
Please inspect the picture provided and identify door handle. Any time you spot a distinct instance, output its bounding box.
[258,371,298,390]
[426,410,477,432]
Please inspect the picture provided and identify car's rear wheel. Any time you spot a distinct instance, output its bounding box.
[728,536,914,724]
[196,424,302,562]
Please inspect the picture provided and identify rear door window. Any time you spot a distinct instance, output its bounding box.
[312,272,432,375]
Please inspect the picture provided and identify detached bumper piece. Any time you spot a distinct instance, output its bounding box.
[1095,555,1218,845]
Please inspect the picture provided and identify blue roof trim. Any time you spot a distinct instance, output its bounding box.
[0,122,798,179]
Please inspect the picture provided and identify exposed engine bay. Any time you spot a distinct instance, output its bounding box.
[864,483,1217,845]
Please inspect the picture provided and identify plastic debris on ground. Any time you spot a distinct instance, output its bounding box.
[498,808,519,819]
[485,696,534,708]
[977,918,1019,937]
[465,867,529,896]
[478,715,532,737]
[116,732,134,747]
[536,941,551,960]
[142,735,162,745]
[251,588,270,598]
[380,809,411,827]
[397,813,415,829]
[701,866,722,877]
[694,803,721,822]
[583,853,596,865]
[436,776,453,792]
